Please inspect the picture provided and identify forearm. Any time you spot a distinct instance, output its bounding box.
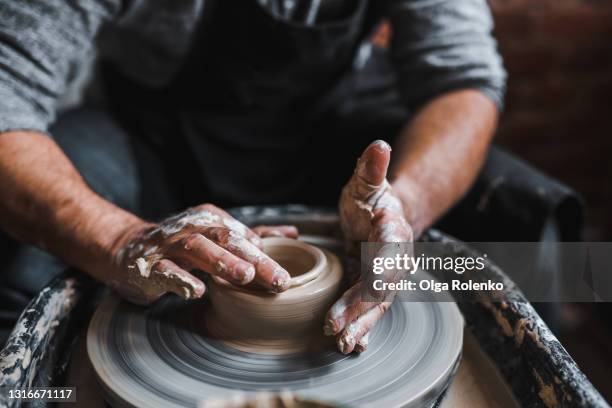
[389,89,498,236]
[0,131,144,282]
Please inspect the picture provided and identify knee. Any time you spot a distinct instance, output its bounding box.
[50,108,140,213]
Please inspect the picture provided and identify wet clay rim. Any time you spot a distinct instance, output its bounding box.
[207,237,343,352]
[211,237,327,290]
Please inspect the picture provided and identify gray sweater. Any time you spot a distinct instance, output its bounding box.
[0,0,506,134]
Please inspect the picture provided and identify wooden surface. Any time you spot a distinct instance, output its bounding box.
[442,329,518,408]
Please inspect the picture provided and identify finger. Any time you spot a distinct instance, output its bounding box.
[323,282,365,335]
[353,140,391,194]
[195,205,264,248]
[150,259,206,300]
[203,227,291,292]
[169,234,256,285]
[339,141,393,243]
[155,206,223,238]
[355,331,370,353]
[337,303,390,354]
[338,299,379,333]
[224,218,263,248]
[251,225,299,238]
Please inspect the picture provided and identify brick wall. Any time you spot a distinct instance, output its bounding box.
[489,0,612,240]
[374,1,612,240]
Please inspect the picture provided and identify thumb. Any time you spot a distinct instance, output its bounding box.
[340,140,393,244]
[353,140,392,197]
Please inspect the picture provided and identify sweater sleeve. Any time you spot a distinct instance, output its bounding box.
[386,0,507,109]
[0,0,124,134]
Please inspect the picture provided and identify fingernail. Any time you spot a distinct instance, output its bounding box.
[271,279,288,293]
[370,140,391,151]
[194,284,206,298]
[271,270,290,292]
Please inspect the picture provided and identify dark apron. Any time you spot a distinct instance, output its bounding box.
[101,0,584,244]
[106,0,383,209]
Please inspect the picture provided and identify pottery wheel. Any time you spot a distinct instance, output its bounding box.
[88,296,463,407]
[88,234,464,408]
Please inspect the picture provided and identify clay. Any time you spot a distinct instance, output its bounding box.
[87,286,464,408]
[206,237,343,353]
[86,236,464,407]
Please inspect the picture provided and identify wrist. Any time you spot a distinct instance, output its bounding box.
[54,197,150,283]
[390,175,428,238]
[106,215,153,267]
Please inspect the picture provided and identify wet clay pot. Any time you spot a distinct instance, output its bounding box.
[207,237,343,353]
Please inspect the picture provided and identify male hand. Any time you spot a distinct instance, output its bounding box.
[324,140,413,354]
[108,204,298,305]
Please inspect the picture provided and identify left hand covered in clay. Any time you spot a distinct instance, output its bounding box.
[324,140,413,354]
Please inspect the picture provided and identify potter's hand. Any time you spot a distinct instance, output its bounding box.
[325,140,413,354]
[338,140,412,248]
[109,204,298,304]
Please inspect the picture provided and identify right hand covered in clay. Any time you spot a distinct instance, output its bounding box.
[325,140,414,354]
[108,204,298,305]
